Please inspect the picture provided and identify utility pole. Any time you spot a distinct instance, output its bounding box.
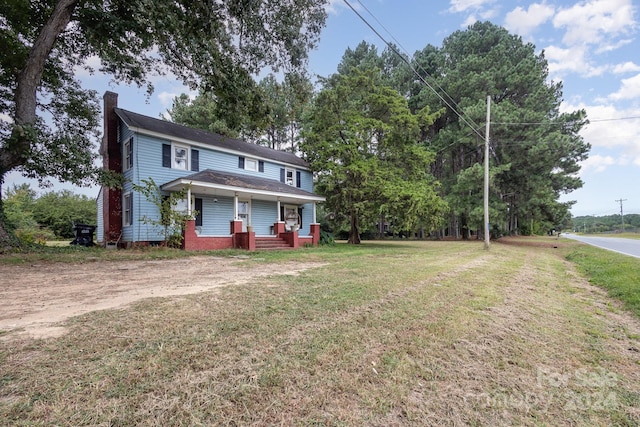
[615,198,627,232]
[484,95,490,250]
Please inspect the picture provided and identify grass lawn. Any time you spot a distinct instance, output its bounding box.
[1,239,639,426]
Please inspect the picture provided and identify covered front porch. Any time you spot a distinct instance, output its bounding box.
[162,169,325,251]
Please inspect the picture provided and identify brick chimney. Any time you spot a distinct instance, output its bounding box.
[101,91,122,243]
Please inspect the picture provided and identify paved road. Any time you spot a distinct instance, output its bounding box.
[562,233,640,258]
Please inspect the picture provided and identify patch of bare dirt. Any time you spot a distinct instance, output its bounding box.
[0,256,324,339]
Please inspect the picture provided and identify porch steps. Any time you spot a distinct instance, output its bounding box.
[255,237,292,250]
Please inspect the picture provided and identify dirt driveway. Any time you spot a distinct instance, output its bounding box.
[0,256,322,339]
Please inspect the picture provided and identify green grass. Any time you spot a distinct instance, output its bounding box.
[564,244,640,317]
[1,240,639,426]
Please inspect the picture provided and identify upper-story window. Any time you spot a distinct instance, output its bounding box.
[280,167,301,188]
[123,137,133,171]
[285,168,295,186]
[163,143,199,171]
[238,156,264,172]
[172,144,189,170]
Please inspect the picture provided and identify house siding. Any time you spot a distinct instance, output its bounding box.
[100,93,323,249]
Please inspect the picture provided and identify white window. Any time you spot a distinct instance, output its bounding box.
[123,192,133,226]
[172,144,189,170]
[124,138,133,171]
[285,168,295,186]
[245,158,258,171]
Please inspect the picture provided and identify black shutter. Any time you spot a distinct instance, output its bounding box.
[280,168,285,183]
[238,157,245,169]
[298,208,303,228]
[162,144,171,168]
[280,206,285,222]
[191,149,199,171]
[258,161,264,172]
[296,171,301,188]
[195,198,203,226]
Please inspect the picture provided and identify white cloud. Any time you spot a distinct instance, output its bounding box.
[579,154,616,174]
[562,102,640,171]
[449,0,495,13]
[544,45,607,78]
[612,62,640,74]
[553,0,635,48]
[504,3,555,37]
[609,73,640,100]
[461,14,478,27]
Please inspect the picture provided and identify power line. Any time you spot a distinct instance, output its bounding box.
[343,0,485,141]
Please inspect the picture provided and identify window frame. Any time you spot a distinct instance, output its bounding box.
[123,137,133,171]
[244,158,258,171]
[285,168,296,186]
[171,143,190,170]
[123,192,133,227]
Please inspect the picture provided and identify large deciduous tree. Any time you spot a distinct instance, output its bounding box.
[0,0,328,249]
[301,44,447,243]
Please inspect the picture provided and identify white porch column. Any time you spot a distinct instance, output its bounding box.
[187,187,192,217]
[234,193,239,220]
[312,202,317,223]
[276,199,281,221]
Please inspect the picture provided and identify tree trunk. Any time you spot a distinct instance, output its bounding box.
[347,211,361,244]
[0,0,79,250]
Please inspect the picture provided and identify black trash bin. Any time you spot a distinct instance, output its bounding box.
[70,223,96,247]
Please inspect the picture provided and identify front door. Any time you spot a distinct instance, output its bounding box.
[237,200,250,232]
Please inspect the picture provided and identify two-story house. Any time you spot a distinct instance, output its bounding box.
[97,91,325,250]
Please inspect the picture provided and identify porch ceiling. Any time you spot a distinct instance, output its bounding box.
[161,169,325,205]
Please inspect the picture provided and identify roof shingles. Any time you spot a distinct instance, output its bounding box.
[114,108,309,169]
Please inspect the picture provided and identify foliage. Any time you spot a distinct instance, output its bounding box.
[3,183,93,241]
[573,214,640,233]
[399,22,590,237]
[132,178,194,248]
[258,72,314,151]
[301,44,447,243]
[32,189,96,238]
[0,0,328,247]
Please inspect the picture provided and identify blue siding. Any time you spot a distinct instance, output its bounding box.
[198,196,234,236]
[251,200,277,235]
[119,123,317,243]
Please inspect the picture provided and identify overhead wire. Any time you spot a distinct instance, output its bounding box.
[344,1,640,139]
[343,0,486,141]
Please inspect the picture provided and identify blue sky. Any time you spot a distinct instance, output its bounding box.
[6,0,639,217]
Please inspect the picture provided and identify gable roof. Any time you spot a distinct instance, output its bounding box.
[114,108,309,169]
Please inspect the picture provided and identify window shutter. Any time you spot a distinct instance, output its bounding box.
[191,149,199,172]
[280,168,285,183]
[258,161,264,172]
[162,144,171,168]
[298,208,303,227]
[195,198,203,226]
[280,206,285,222]
[238,157,245,169]
[296,171,301,188]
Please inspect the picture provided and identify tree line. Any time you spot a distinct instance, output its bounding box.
[3,183,96,243]
[168,22,589,241]
[572,214,640,233]
[1,1,588,248]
